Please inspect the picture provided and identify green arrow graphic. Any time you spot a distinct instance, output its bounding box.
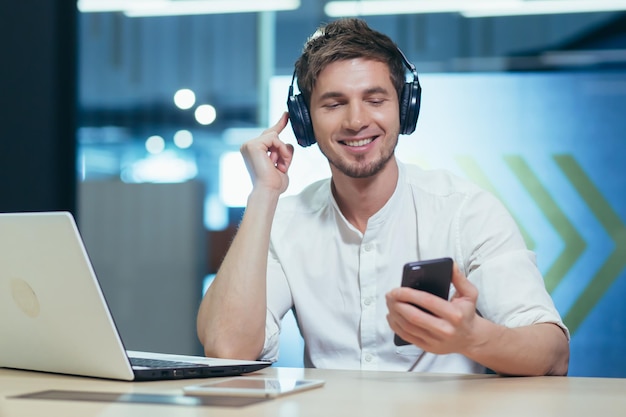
[504,155,586,293]
[555,155,626,335]
[456,156,535,250]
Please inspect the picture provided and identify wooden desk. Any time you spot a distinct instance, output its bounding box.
[1,366,625,417]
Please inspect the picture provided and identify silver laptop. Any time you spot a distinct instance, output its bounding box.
[0,211,270,381]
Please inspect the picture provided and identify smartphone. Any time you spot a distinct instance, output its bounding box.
[183,377,325,398]
[393,257,453,346]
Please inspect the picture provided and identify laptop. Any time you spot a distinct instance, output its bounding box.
[0,211,271,381]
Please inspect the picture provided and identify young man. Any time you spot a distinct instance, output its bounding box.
[197,18,569,376]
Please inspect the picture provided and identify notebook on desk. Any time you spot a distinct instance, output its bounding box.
[0,211,271,381]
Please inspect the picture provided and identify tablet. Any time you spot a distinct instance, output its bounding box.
[183,377,325,398]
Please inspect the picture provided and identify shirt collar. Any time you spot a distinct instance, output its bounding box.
[328,158,406,235]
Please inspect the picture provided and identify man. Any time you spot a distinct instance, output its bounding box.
[197,18,569,376]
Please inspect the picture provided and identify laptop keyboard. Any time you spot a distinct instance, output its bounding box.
[129,357,209,369]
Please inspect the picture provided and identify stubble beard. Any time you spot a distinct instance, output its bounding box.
[319,136,399,179]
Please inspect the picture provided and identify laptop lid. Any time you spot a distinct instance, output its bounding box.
[0,211,270,381]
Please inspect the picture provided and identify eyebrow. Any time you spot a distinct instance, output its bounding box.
[317,86,391,101]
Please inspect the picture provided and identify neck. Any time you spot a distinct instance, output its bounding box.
[331,158,399,233]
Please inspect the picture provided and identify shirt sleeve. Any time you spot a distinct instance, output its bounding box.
[455,189,570,340]
[258,243,295,362]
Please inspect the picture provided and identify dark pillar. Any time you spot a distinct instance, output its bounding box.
[0,1,77,213]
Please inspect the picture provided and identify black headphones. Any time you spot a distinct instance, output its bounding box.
[286,48,422,148]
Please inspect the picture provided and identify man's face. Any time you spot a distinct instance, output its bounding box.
[309,58,401,179]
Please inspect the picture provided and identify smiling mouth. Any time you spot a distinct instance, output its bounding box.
[342,137,375,147]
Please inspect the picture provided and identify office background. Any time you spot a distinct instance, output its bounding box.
[1,1,625,377]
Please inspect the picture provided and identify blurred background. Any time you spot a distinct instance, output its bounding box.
[1,0,625,377]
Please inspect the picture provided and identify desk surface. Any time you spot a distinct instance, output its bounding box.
[1,366,625,417]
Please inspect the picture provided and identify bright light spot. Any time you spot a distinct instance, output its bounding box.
[123,151,198,183]
[219,152,251,207]
[173,129,193,149]
[145,135,165,154]
[205,194,228,230]
[195,104,217,125]
[174,88,196,110]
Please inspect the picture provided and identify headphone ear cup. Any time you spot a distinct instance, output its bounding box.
[287,93,316,147]
[399,80,422,135]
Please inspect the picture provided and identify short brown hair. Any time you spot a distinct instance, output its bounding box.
[294,18,406,106]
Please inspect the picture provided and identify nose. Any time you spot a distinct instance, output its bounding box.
[342,101,368,132]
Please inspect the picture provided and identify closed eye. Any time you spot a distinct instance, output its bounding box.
[322,101,344,110]
[367,98,386,106]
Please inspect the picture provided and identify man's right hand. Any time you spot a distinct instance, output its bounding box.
[240,112,295,195]
[198,111,295,360]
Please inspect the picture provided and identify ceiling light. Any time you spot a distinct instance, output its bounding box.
[324,0,626,18]
[78,0,139,12]
[325,0,474,16]
[173,89,196,110]
[173,130,194,149]
[195,104,217,125]
[145,135,165,154]
[462,1,626,17]
[77,0,300,16]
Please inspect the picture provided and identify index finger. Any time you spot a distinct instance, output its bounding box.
[263,111,289,135]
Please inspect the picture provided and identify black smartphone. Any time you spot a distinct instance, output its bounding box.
[393,257,454,346]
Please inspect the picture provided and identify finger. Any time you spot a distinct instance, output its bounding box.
[269,149,279,165]
[387,290,439,330]
[388,287,445,313]
[387,311,440,349]
[275,143,294,173]
[386,287,414,304]
[387,311,417,343]
[389,288,456,336]
[450,263,477,301]
[263,111,289,135]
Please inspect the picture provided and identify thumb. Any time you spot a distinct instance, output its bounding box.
[450,263,477,301]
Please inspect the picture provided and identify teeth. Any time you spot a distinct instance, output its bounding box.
[344,138,373,147]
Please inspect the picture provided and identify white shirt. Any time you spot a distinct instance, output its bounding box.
[260,159,568,373]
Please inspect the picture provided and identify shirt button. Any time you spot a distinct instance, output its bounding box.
[364,243,373,252]
[363,297,372,306]
[365,354,373,362]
